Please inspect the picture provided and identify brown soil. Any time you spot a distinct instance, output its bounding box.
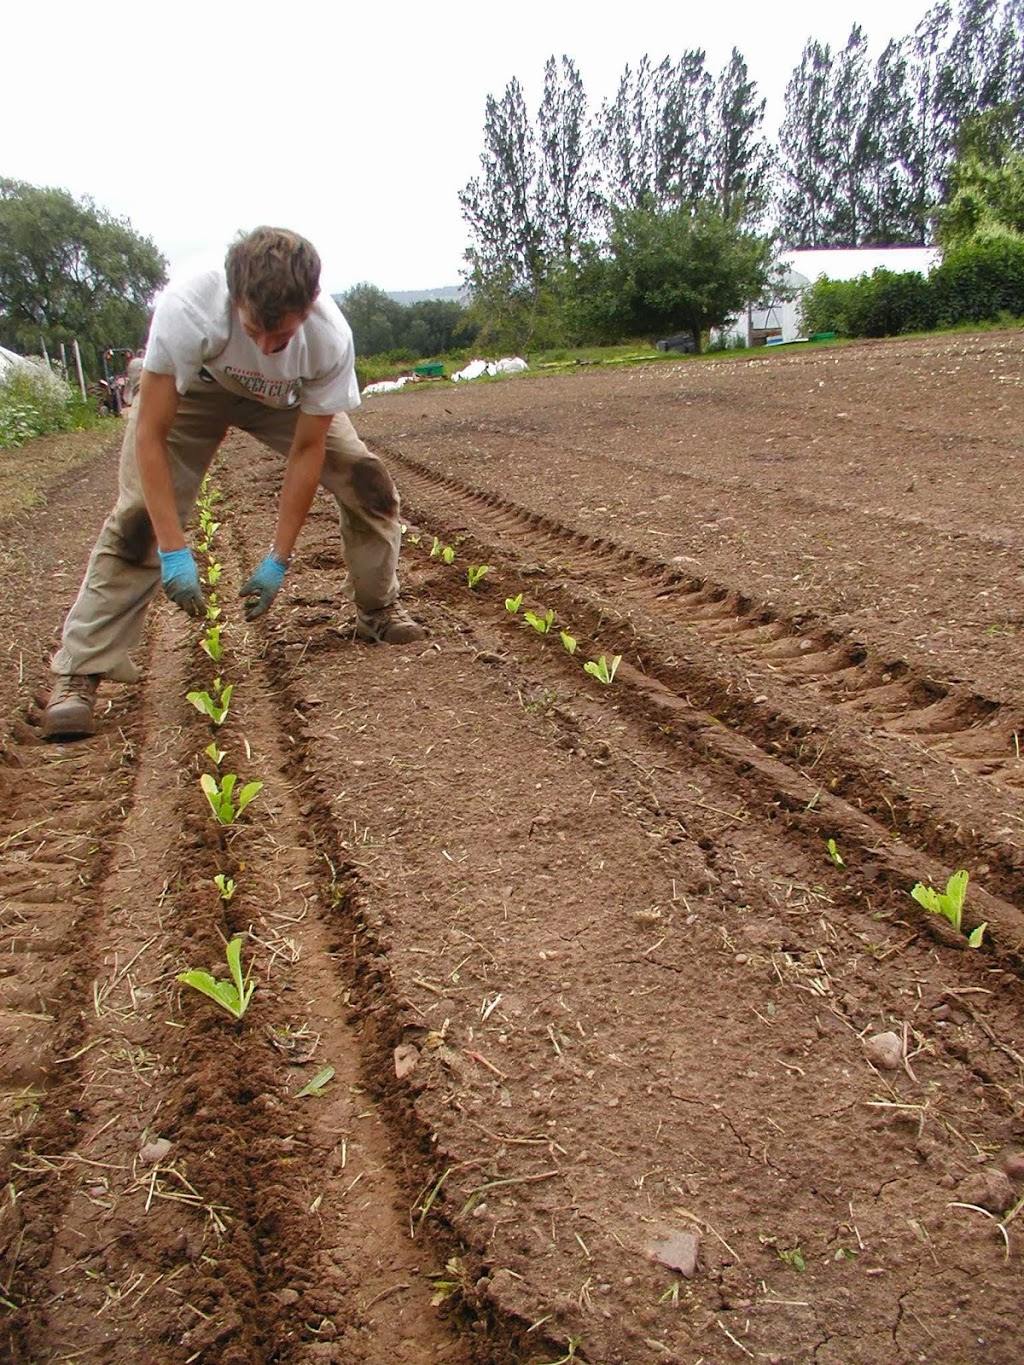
[2,330,1023,1365]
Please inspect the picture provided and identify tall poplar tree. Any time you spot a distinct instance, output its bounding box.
[859,39,923,242]
[536,55,597,266]
[459,78,543,298]
[777,39,835,246]
[710,49,772,224]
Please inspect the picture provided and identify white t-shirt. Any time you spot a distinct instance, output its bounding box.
[143,268,360,415]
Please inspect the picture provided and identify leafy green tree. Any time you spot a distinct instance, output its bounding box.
[338,282,405,355]
[936,109,1024,245]
[403,299,478,353]
[908,0,1024,239]
[566,202,773,352]
[0,178,166,376]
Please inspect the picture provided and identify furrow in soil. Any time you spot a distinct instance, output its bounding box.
[214,421,1024,1365]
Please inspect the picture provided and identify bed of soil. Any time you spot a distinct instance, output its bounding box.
[2,329,1023,1365]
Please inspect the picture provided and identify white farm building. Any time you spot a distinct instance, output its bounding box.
[721,246,941,347]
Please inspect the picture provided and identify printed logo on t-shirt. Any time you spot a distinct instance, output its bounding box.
[223,366,300,407]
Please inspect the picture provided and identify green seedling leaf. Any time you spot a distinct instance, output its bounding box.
[235,781,264,818]
[430,536,442,558]
[213,873,236,902]
[524,608,554,634]
[178,936,254,1020]
[205,740,226,766]
[968,922,988,949]
[187,684,232,726]
[295,1065,335,1098]
[206,560,222,587]
[779,1246,806,1271]
[467,564,490,588]
[584,653,621,685]
[505,592,523,613]
[201,625,224,663]
[559,630,577,655]
[441,544,456,565]
[826,837,845,869]
[911,869,969,933]
[225,935,255,1013]
[200,772,261,825]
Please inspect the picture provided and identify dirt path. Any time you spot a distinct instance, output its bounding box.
[2,332,1023,1364]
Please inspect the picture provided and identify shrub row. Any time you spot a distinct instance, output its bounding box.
[800,236,1024,338]
[0,363,100,449]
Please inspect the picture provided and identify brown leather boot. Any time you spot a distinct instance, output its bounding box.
[354,604,425,644]
[41,673,100,740]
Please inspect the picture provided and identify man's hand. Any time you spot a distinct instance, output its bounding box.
[159,547,206,616]
[240,555,288,620]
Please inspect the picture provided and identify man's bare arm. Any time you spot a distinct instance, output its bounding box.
[135,371,186,551]
[272,412,333,561]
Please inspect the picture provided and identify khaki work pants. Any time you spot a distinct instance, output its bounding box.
[52,377,402,681]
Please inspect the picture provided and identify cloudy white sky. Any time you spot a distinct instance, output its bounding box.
[7,0,933,294]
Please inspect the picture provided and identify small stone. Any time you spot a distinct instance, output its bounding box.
[960,1167,1016,1215]
[864,1031,903,1070]
[393,1044,420,1080]
[997,1149,1024,1181]
[139,1137,173,1165]
[648,1229,700,1279]
[275,1288,300,1306]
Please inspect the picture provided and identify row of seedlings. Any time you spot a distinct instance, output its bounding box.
[177,479,260,1019]
[418,532,622,685]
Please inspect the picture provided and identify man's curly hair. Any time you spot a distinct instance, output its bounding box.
[225,227,321,329]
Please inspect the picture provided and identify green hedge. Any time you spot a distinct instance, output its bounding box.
[931,235,1024,324]
[799,236,1024,338]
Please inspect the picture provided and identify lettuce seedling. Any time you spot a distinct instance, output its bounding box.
[214,873,236,902]
[187,678,233,725]
[826,838,845,869]
[505,592,523,613]
[584,654,621,685]
[201,624,224,664]
[524,608,555,634]
[559,630,577,655]
[442,544,456,565]
[430,536,442,558]
[179,935,254,1021]
[467,564,490,588]
[295,1065,335,1098]
[205,740,226,767]
[911,870,986,947]
[200,772,263,825]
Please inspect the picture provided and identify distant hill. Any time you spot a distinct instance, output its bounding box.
[331,286,468,309]
[387,286,468,306]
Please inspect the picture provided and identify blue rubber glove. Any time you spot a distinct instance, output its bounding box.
[240,554,287,620]
[158,547,205,617]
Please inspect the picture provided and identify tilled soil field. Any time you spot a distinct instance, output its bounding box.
[2,330,1023,1365]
